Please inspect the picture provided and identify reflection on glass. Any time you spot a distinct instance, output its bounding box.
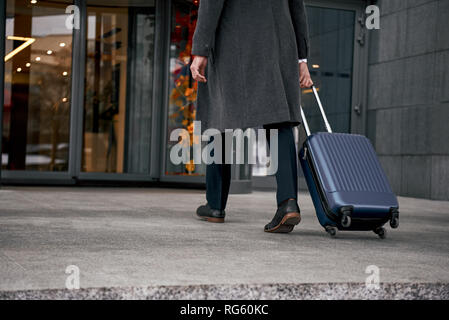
[165,0,203,176]
[82,4,155,173]
[2,0,73,171]
[302,6,355,133]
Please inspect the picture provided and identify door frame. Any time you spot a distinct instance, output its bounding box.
[0,0,6,186]
[304,0,370,135]
[1,0,79,185]
[1,0,166,184]
[74,0,163,182]
[157,0,206,185]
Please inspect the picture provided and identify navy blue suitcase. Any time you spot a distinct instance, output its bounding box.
[299,86,399,238]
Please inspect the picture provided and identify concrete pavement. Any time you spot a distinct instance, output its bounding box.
[0,187,448,299]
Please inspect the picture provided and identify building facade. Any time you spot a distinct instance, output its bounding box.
[366,0,449,201]
[1,0,448,200]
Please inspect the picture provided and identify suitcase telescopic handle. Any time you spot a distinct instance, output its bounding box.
[300,85,333,137]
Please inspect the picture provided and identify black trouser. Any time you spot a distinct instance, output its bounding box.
[206,124,298,210]
[206,133,232,211]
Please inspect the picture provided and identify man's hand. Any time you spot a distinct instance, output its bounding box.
[190,56,208,83]
[299,62,313,88]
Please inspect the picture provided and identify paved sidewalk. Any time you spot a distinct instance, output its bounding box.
[0,187,448,299]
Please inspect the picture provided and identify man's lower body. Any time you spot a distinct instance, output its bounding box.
[196,123,301,233]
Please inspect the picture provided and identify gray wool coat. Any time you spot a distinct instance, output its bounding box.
[192,0,310,132]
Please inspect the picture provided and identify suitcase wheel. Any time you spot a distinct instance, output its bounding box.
[341,214,351,228]
[325,226,337,237]
[340,208,352,228]
[390,211,399,229]
[374,227,387,239]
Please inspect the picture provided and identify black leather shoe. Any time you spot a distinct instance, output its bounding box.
[196,203,225,223]
[264,199,301,233]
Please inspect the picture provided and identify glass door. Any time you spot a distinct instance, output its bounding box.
[78,0,156,178]
[2,0,74,175]
[2,0,159,183]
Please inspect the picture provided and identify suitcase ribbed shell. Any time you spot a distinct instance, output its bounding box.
[308,133,393,194]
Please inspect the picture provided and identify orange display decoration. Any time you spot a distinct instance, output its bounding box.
[168,0,200,175]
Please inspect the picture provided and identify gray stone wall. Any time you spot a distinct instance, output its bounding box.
[367,0,449,200]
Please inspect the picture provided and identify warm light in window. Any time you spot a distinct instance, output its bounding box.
[4,36,36,62]
[312,64,320,69]
[59,43,66,47]
[62,98,68,102]
[62,71,68,76]
[26,63,31,67]
[30,0,37,4]
[17,67,22,72]
[35,56,41,61]
[47,50,53,55]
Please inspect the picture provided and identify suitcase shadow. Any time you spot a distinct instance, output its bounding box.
[290,229,392,241]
